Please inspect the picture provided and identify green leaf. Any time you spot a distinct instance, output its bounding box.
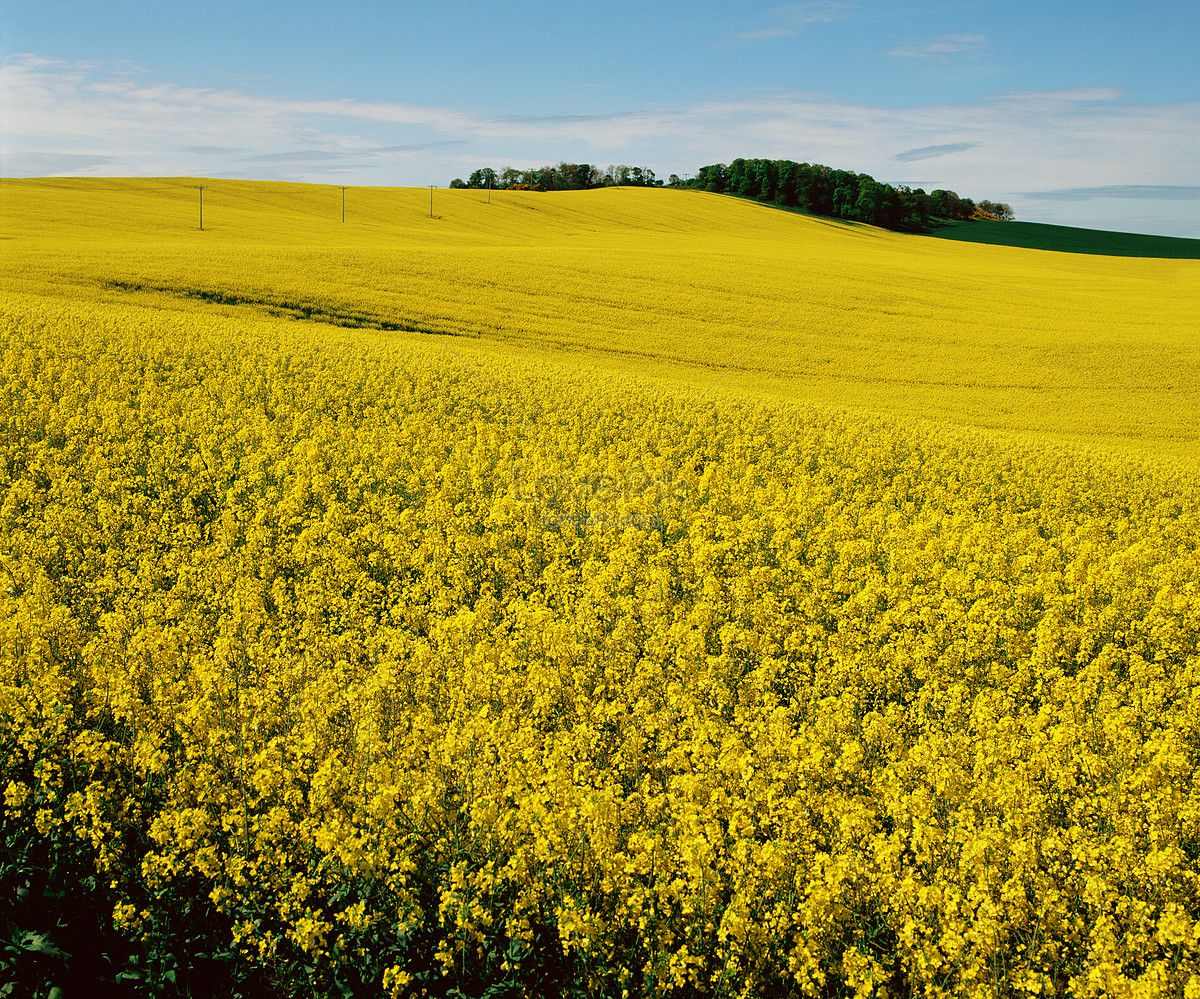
[22,933,67,959]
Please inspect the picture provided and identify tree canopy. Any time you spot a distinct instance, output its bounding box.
[681,159,1012,230]
[449,157,1013,232]
[449,163,662,192]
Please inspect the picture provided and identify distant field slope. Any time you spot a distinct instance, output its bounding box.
[928,219,1200,258]
[2,177,1199,462]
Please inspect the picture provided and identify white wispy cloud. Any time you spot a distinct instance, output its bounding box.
[994,86,1120,103]
[890,33,989,60]
[2,54,1198,234]
[1022,184,1200,201]
[892,142,975,162]
[732,2,855,43]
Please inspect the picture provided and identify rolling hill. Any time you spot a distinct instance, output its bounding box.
[3,177,1199,464]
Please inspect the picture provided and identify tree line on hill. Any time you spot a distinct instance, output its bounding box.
[450,158,1013,231]
[450,164,663,191]
[681,158,1012,230]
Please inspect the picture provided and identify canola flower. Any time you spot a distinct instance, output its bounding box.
[2,182,1200,996]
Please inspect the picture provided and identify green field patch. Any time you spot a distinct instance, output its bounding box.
[926,220,1200,258]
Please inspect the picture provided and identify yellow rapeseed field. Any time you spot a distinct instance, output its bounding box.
[2,178,1200,996]
[4,178,1199,459]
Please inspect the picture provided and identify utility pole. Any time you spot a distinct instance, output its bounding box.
[428,184,435,218]
[487,177,492,205]
[196,184,206,231]
[340,186,348,223]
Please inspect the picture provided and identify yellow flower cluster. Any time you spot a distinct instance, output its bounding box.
[3,283,1200,995]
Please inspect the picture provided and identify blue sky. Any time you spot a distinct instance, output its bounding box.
[3,1,1198,234]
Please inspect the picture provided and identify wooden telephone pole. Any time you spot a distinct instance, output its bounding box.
[196,184,206,231]
[340,186,348,223]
